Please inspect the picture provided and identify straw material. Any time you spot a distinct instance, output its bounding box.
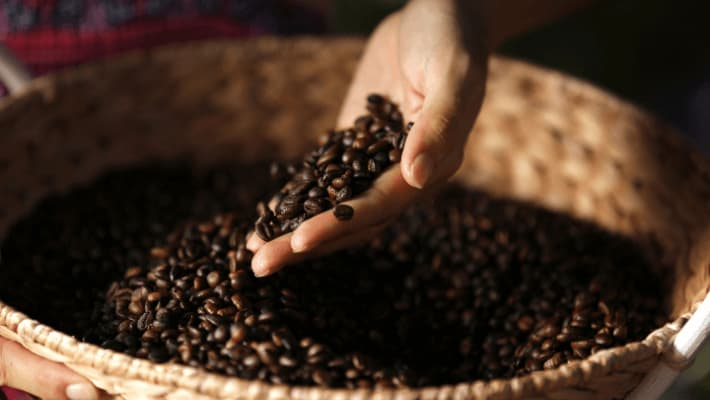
[0,38,708,399]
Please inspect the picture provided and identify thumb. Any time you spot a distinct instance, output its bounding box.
[401,57,486,189]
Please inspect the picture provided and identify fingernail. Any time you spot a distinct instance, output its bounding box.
[408,153,434,189]
[66,383,98,400]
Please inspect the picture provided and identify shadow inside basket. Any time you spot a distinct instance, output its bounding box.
[0,161,669,388]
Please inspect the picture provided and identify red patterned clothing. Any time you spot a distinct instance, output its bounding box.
[1,0,326,75]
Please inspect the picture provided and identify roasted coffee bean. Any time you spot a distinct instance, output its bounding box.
[312,369,333,386]
[594,333,613,346]
[333,205,354,221]
[303,198,326,215]
[206,271,222,288]
[367,93,384,105]
[543,353,565,369]
[317,145,341,169]
[340,145,357,162]
[352,137,372,151]
[365,158,379,174]
[352,159,366,172]
[255,221,273,241]
[147,291,162,303]
[373,151,389,165]
[335,187,352,203]
[516,315,534,332]
[276,195,304,220]
[367,140,390,155]
[353,115,372,132]
[279,355,298,368]
[331,177,346,190]
[288,180,313,196]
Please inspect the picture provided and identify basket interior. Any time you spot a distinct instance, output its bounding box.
[0,38,708,324]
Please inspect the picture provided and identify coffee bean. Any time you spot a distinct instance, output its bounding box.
[276,195,303,220]
[352,137,372,151]
[352,159,366,172]
[367,158,382,174]
[242,354,260,368]
[255,221,273,241]
[147,291,162,303]
[214,325,228,342]
[326,185,338,199]
[312,369,332,386]
[335,187,352,203]
[303,198,325,215]
[594,333,613,346]
[367,140,390,155]
[333,205,354,221]
[612,325,628,340]
[231,324,248,342]
[331,177,346,190]
[543,353,565,370]
[288,180,313,196]
[516,315,534,331]
[149,347,170,362]
[150,247,169,259]
[367,93,384,105]
[124,267,143,279]
[317,145,341,169]
[206,271,222,288]
[137,312,153,331]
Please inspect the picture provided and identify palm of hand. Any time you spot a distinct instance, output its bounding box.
[248,1,487,276]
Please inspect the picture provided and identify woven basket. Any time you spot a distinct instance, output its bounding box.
[0,38,709,400]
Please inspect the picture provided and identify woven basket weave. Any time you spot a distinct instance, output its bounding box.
[0,38,709,400]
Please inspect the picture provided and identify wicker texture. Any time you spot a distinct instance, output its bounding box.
[0,38,708,399]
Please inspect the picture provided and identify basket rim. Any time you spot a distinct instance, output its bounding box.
[0,301,687,398]
[0,37,705,398]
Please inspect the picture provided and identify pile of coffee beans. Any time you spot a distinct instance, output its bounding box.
[90,187,667,387]
[0,165,277,337]
[0,162,666,387]
[254,94,410,240]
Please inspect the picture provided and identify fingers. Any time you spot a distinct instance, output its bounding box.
[249,167,418,276]
[0,337,99,400]
[251,233,303,277]
[289,166,415,254]
[401,55,486,189]
[251,222,387,277]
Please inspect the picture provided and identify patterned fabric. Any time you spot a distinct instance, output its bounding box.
[0,0,325,74]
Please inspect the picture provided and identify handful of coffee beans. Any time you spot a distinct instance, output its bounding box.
[254,94,410,240]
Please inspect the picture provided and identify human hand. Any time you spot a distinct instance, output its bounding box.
[247,0,489,275]
[0,337,99,400]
